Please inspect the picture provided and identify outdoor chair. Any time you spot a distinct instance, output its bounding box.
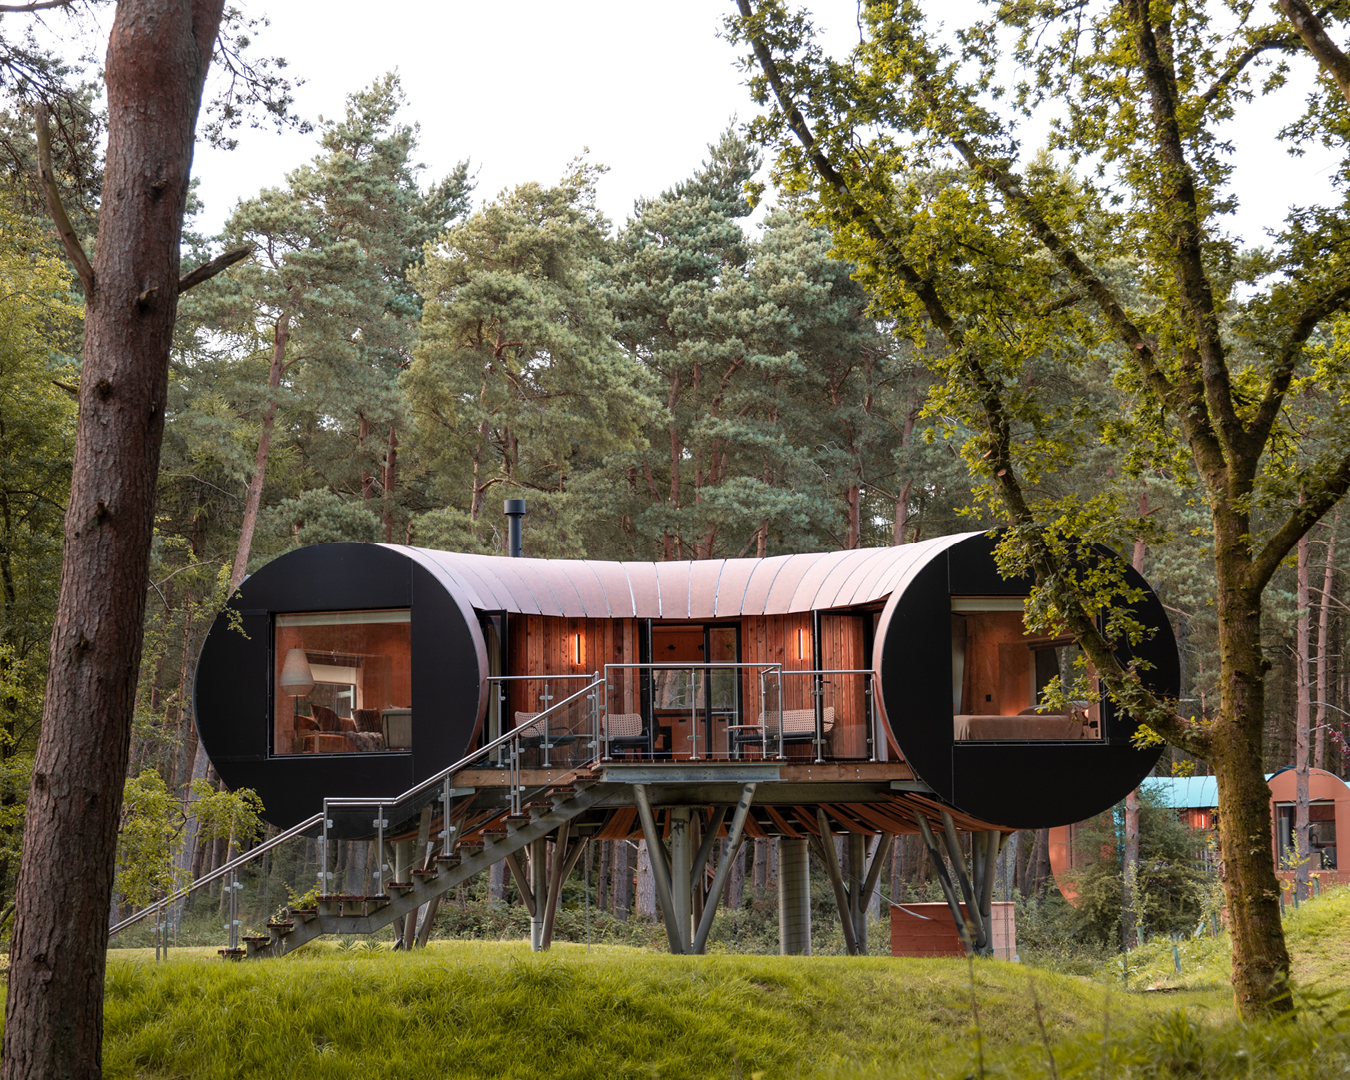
[602,711,651,757]
[513,711,579,756]
[731,706,834,756]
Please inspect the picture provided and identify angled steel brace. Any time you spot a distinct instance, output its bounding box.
[539,821,579,950]
[691,784,756,954]
[504,851,536,918]
[915,814,975,957]
[815,808,859,955]
[940,811,987,950]
[633,784,686,954]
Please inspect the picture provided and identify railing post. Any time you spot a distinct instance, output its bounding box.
[226,868,239,951]
[867,673,878,762]
[319,805,330,897]
[601,666,612,762]
[375,804,386,896]
[812,672,825,764]
[776,667,786,760]
[761,666,772,761]
[510,737,521,816]
[441,777,453,856]
[497,679,508,766]
[689,666,699,761]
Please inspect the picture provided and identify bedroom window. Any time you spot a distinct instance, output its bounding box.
[950,598,1100,742]
[273,609,411,755]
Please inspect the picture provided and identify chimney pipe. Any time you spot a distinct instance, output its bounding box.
[504,499,526,558]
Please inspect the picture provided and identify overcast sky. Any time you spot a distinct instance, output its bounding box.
[185,0,854,235]
[36,1,1344,243]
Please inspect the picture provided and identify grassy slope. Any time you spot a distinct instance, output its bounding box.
[1117,886,1350,993]
[100,890,1350,1080]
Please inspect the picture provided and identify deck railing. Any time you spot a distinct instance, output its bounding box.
[777,669,883,763]
[595,664,880,763]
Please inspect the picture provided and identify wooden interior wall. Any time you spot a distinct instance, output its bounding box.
[958,611,1033,716]
[739,612,870,760]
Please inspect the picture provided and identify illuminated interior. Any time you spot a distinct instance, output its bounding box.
[273,609,411,755]
[951,598,1100,741]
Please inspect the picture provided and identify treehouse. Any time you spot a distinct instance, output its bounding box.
[189,528,1179,958]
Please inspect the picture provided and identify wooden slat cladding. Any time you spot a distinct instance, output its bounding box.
[510,615,639,721]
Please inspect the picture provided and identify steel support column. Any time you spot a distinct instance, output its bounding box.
[669,807,692,949]
[529,837,547,951]
[848,831,867,955]
[778,836,812,955]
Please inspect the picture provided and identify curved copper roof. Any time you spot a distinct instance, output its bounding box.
[383,533,976,618]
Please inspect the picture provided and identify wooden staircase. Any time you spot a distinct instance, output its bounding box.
[240,779,611,958]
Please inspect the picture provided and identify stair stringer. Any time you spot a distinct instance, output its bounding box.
[258,782,616,957]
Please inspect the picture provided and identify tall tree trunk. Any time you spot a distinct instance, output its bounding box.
[596,841,609,912]
[381,423,397,543]
[4,4,226,1076]
[612,840,631,919]
[635,841,656,919]
[229,311,291,592]
[726,839,745,910]
[1296,527,1312,900]
[359,413,373,501]
[1315,512,1338,771]
[893,407,918,544]
[1210,550,1292,1013]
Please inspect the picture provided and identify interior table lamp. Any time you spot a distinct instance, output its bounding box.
[279,648,315,718]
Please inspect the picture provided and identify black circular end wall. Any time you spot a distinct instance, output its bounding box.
[875,533,1177,829]
[193,543,487,830]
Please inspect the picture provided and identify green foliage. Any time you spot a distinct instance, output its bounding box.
[0,184,79,902]
[117,771,192,908]
[187,778,264,851]
[406,157,652,554]
[1067,800,1216,950]
[116,770,263,909]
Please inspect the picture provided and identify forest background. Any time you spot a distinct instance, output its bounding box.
[0,60,1343,937]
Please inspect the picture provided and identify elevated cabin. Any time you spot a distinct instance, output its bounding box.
[192,531,1179,957]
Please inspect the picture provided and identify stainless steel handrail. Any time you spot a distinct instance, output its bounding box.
[110,674,605,937]
[108,809,326,936]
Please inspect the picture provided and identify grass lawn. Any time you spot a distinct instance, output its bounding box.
[97,890,1350,1080]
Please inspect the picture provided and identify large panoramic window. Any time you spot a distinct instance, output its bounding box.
[951,598,1100,742]
[273,609,411,756]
